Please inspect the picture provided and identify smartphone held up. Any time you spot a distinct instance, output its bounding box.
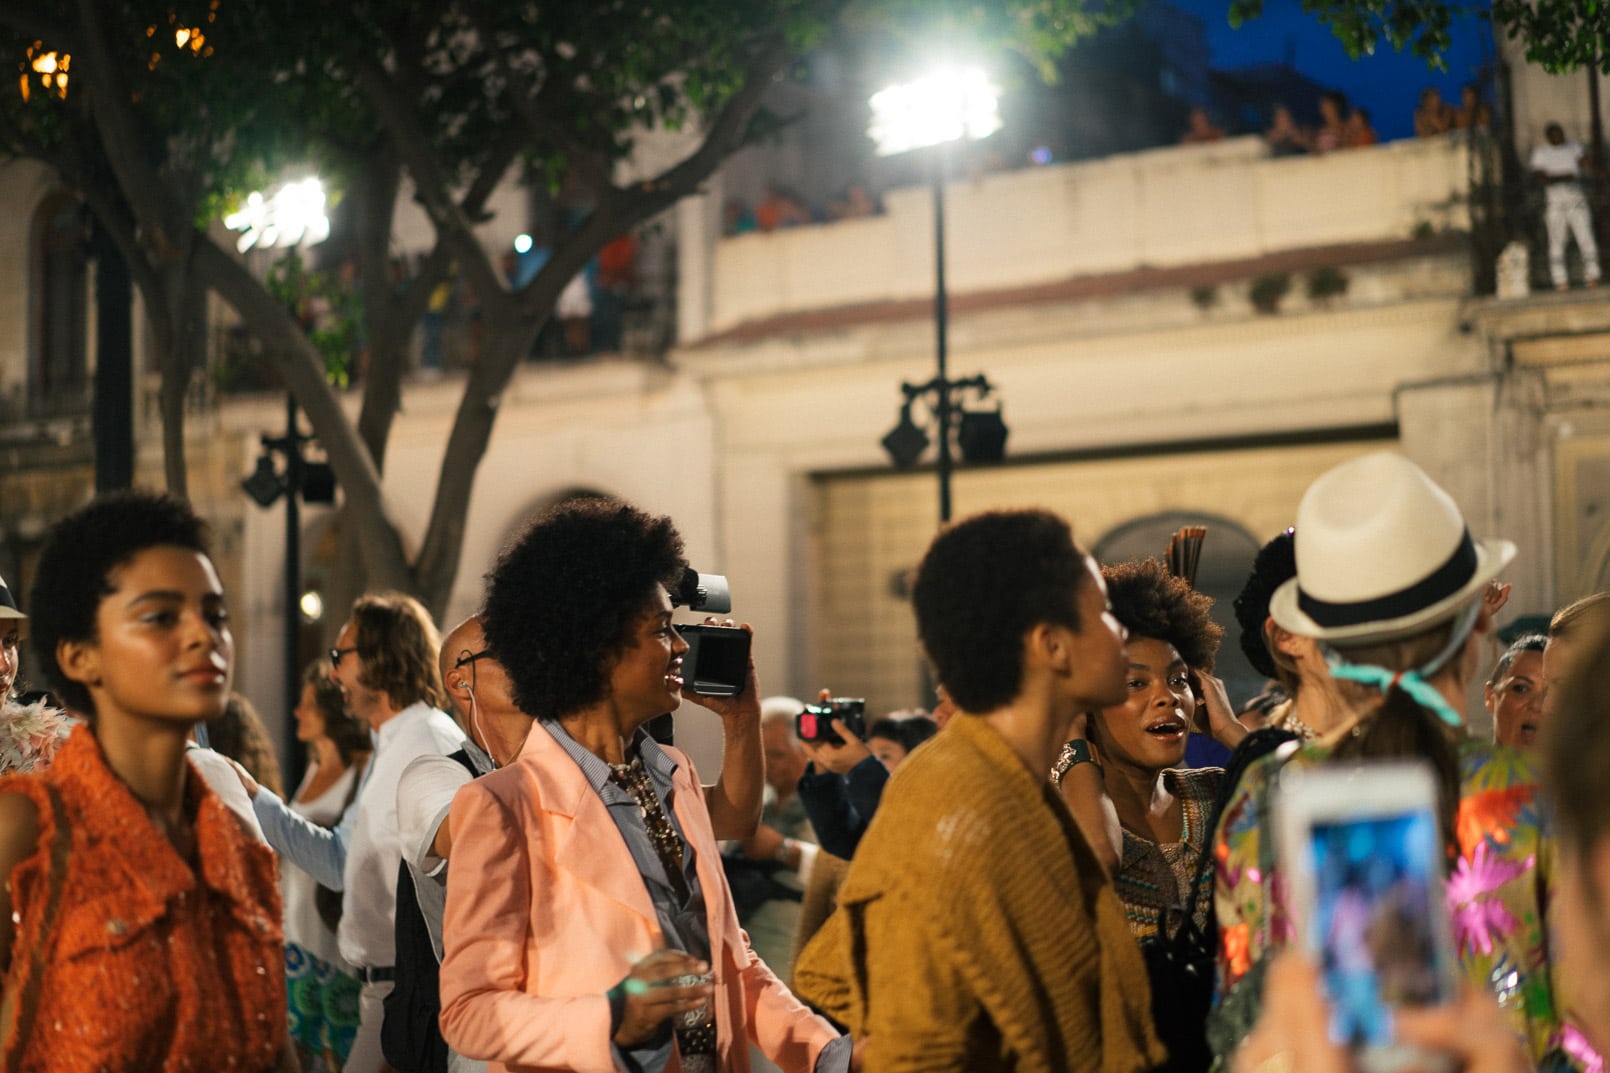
[1275,760,1460,1073]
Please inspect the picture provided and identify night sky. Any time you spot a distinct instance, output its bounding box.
[1175,0,1495,141]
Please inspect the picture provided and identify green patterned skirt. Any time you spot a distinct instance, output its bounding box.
[286,942,361,1064]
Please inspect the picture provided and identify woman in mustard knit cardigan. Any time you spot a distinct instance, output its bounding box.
[796,509,1164,1073]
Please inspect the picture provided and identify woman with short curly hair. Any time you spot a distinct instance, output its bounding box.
[1054,556,1247,940]
[441,496,848,1073]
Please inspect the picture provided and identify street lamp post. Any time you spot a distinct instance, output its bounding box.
[241,394,336,784]
[870,68,1007,523]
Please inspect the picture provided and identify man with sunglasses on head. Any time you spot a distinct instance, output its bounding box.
[243,592,465,1073]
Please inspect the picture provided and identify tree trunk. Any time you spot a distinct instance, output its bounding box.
[197,239,417,595]
[411,325,544,615]
[353,148,408,470]
[156,266,209,499]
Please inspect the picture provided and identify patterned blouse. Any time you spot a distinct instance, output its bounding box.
[1207,736,1600,1072]
[1111,766,1222,941]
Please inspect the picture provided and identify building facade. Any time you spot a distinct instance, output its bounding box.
[4,43,1609,769]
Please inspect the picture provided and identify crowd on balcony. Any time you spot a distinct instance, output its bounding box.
[722,181,883,238]
[1412,84,1494,139]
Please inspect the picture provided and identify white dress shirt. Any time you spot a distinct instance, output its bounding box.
[1530,140,1585,180]
[338,701,464,969]
[185,743,267,842]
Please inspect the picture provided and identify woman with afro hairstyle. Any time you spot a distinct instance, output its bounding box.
[1054,556,1248,939]
[0,491,291,1072]
[439,496,848,1073]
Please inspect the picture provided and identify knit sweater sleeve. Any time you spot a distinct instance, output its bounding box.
[860,885,982,1072]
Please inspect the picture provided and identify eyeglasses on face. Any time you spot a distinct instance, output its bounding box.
[329,645,359,667]
[454,649,491,670]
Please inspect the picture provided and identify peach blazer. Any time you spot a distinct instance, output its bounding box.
[439,720,840,1073]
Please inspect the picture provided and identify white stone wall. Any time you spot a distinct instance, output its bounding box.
[680,275,1501,706]
[705,136,1474,333]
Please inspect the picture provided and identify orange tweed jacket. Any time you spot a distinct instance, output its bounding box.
[0,726,286,1072]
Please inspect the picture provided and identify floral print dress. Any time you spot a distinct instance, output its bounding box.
[1207,737,1601,1072]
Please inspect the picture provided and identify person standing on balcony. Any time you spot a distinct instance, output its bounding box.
[1530,122,1602,291]
[1314,91,1349,153]
[1180,106,1225,145]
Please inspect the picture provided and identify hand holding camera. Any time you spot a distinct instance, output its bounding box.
[674,619,763,729]
[797,690,871,775]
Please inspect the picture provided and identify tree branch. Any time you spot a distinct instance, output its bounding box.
[408,33,806,603]
[348,52,524,321]
[463,3,618,199]
[194,238,416,590]
[69,0,189,264]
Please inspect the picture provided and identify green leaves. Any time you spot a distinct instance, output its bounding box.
[1492,0,1610,73]
[1232,0,1607,74]
[1230,0,1454,68]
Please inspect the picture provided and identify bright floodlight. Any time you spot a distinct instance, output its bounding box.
[868,67,1002,157]
[225,177,331,254]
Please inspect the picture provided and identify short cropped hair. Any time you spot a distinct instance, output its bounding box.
[1104,557,1223,672]
[483,497,687,719]
[1550,592,1610,642]
[911,509,1090,714]
[349,592,447,712]
[1487,633,1547,686]
[29,491,211,715]
[1544,618,1610,880]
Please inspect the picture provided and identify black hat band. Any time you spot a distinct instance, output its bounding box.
[1297,529,1478,628]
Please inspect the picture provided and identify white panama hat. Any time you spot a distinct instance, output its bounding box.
[1268,452,1515,643]
[0,574,23,622]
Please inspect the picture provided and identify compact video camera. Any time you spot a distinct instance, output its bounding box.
[673,624,751,697]
[671,567,731,615]
[795,698,867,746]
[669,566,748,697]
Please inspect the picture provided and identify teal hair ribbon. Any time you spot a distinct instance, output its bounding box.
[1326,662,1466,729]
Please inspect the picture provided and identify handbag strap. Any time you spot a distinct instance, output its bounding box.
[0,784,72,1068]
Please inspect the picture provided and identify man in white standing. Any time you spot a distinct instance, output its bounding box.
[1529,121,1602,291]
[246,591,465,1073]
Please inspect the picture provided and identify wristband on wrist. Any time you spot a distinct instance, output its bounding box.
[1052,738,1102,784]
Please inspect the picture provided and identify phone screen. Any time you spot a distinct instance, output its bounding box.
[1307,806,1448,1049]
